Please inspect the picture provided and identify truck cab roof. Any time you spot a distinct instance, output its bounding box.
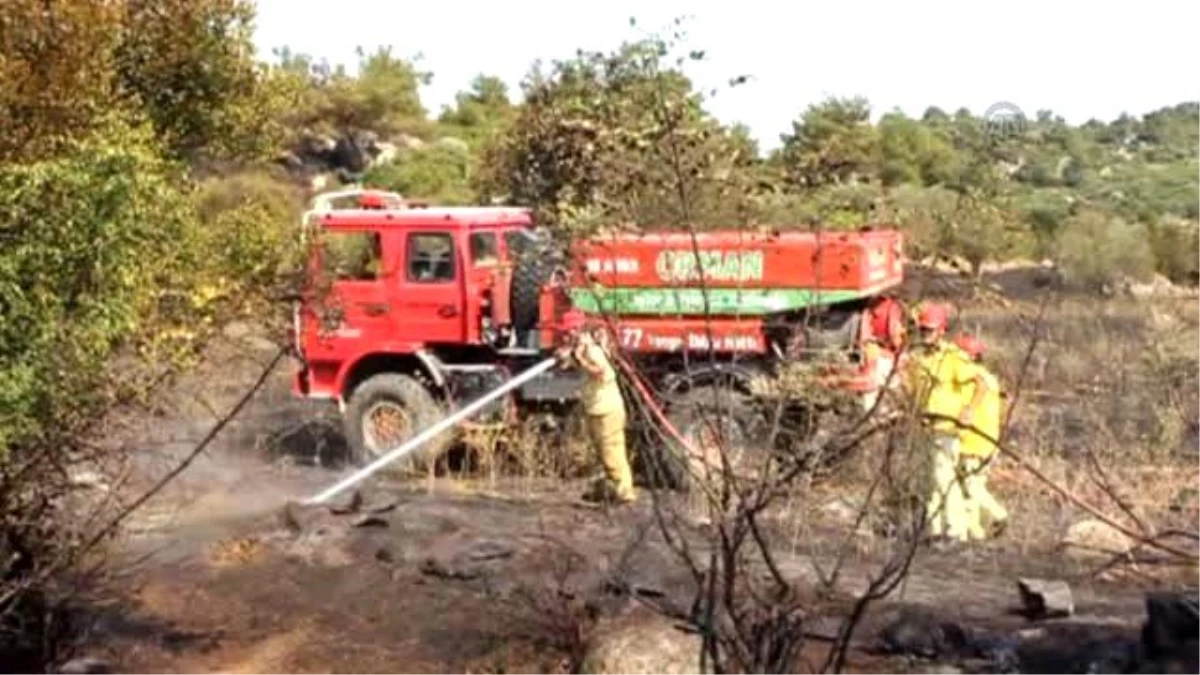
[313,206,534,230]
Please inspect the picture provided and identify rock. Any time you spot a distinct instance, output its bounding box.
[878,605,971,659]
[332,133,372,173]
[221,320,254,340]
[820,497,861,524]
[284,524,358,567]
[421,536,516,581]
[1127,273,1188,298]
[395,133,425,150]
[369,141,399,167]
[363,496,401,514]
[1086,641,1140,674]
[926,665,963,675]
[975,634,1021,674]
[580,608,707,674]
[434,136,470,154]
[69,470,109,491]
[299,133,337,157]
[310,173,332,192]
[327,490,363,515]
[1137,590,1195,653]
[58,657,110,674]
[1062,519,1134,557]
[276,150,304,172]
[352,514,389,528]
[278,494,362,533]
[1017,578,1074,619]
[1171,485,1200,511]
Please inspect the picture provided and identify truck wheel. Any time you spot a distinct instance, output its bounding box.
[343,373,452,475]
[510,249,564,333]
[658,386,771,493]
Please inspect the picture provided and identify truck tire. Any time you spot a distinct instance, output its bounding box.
[343,373,452,474]
[657,385,771,493]
[510,249,563,332]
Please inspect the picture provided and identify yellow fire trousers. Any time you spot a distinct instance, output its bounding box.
[587,409,635,501]
[927,435,970,541]
[960,455,1009,540]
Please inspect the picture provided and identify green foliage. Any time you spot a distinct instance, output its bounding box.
[437,75,516,147]
[191,169,307,289]
[1055,209,1156,290]
[878,112,958,187]
[479,38,757,234]
[0,118,194,452]
[363,142,475,204]
[276,46,433,141]
[0,0,123,163]
[1147,218,1200,284]
[939,194,1031,275]
[114,0,290,163]
[778,97,880,188]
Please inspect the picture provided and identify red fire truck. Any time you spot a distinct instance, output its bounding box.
[291,189,907,488]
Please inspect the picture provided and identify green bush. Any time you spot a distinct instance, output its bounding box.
[1148,218,1200,285]
[1055,209,1156,290]
[0,118,195,454]
[362,142,475,204]
[191,169,306,289]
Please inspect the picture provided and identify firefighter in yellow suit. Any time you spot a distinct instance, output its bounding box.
[903,302,991,544]
[557,309,636,504]
[953,334,1010,540]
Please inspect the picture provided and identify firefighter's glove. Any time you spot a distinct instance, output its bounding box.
[554,345,574,368]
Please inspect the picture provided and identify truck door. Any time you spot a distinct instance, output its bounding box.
[305,229,392,355]
[467,231,501,343]
[395,231,466,344]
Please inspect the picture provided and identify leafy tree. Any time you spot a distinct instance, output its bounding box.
[364,142,475,204]
[939,193,1028,277]
[321,47,432,137]
[1147,217,1200,284]
[0,0,122,162]
[479,38,755,232]
[114,0,289,163]
[438,75,516,147]
[878,111,957,186]
[0,118,195,453]
[1055,209,1156,290]
[779,97,880,188]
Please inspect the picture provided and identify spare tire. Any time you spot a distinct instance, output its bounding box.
[510,245,565,333]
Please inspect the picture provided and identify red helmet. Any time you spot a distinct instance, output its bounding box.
[560,309,586,331]
[915,302,949,331]
[954,333,986,360]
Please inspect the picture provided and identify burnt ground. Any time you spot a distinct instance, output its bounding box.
[62,272,1199,674]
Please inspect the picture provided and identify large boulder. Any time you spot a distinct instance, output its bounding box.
[1139,591,1200,672]
[369,141,399,167]
[1061,518,1133,558]
[579,608,708,674]
[332,132,375,173]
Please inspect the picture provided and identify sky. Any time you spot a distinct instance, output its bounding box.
[252,0,1199,150]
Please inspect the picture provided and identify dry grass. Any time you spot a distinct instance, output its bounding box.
[761,279,1199,574]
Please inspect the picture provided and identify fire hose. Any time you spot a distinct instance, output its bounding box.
[302,344,700,506]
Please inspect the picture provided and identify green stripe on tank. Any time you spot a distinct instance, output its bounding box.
[568,286,876,315]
